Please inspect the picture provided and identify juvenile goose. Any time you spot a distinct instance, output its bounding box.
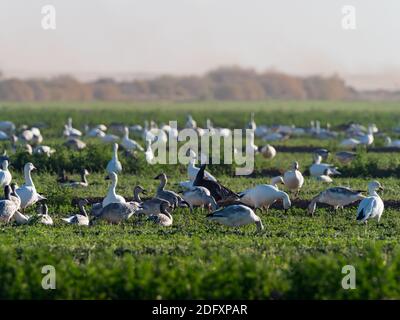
[308,187,365,215]
[187,149,217,182]
[193,164,239,204]
[283,161,304,196]
[61,199,90,226]
[154,173,191,212]
[106,143,122,174]
[0,159,12,187]
[356,181,384,224]
[147,202,173,227]
[92,202,137,224]
[181,186,218,212]
[102,172,126,207]
[121,127,144,152]
[0,185,19,223]
[133,185,172,217]
[62,169,90,188]
[207,204,264,231]
[16,163,46,210]
[36,202,54,225]
[238,184,291,212]
[309,154,340,177]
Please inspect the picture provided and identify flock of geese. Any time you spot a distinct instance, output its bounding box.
[0,115,389,231]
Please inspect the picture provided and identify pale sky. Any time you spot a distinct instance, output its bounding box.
[0,0,399,89]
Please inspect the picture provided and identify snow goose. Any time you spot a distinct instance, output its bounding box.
[260,144,276,159]
[356,181,384,224]
[92,202,137,224]
[335,151,356,165]
[106,143,122,174]
[65,118,82,137]
[35,202,54,225]
[154,173,191,211]
[193,164,239,204]
[133,185,172,217]
[61,199,90,226]
[63,137,86,150]
[247,112,256,131]
[185,114,197,129]
[33,145,55,157]
[309,154,340,177]
[147,204,173,227]
[207,204,264,231]
[101,133,120,143]
[358,127,374,146]
[270,176,284,188]
[187,149,217,182]
[283,161,304,196]
[62,169,90,188]
[145,139,155,164]
[16,163,46,210]
[308,187,365,215]
[181,186,218,212]
[238,184,291,212]
[0,159,12,187]
[0,185,19,223]
[122,127,144,152]
[102,172,126,207]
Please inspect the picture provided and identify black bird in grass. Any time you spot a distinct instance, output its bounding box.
[193,164,239,205]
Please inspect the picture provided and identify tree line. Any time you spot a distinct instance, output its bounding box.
[0,66,365,101]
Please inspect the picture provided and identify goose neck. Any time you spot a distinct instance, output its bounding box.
[24,167,34,187]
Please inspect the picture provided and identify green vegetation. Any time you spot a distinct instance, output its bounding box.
[1,101,400,299]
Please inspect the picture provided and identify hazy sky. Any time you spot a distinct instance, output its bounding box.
[1,0,399,89]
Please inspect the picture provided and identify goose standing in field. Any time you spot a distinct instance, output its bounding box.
[133,185,172,217]
[193,164,239,204]
[154,173,191,212]
[356,181,384,224]
[106,143,122,174]
[101,133,120,144]
[121,127,144,152]
[0,185,19,223]
[187,149,217,182]
[16,162,46,211]
[247,112,256,131]
[335,151,357,165]
[207,204,264,231]
[358,127,374,147]
[283,161,304,196]
[260,144,276,159]
[62,169,90,188]
[181,186,218,212]
[102,172,126,207]
[0,159,12,187]
[8,183,31,225]
[309,154,340,177]
[64,118,82,137]
[185,114,197,129]
[308,187,365,216]
[61,199,90,226]
[238,183,291,213]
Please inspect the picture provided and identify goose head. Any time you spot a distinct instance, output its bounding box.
[134,185,147,196]
[24,162,36,172]
[3,185,11,200]
[113,143,119,152]
[1,159,9,170]
[271,176,284,187]
[368,180,383,194]
[291,161,299,171]
[385,137,392,146]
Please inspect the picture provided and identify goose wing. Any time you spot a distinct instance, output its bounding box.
[357,197,377,221]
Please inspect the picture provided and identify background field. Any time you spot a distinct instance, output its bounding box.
[1,101,400,299]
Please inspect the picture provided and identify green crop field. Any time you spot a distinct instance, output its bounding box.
[1,101,400,299]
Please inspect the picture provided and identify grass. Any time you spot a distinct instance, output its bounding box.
[1,101,400,299]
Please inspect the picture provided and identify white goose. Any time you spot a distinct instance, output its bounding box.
[106,143,122,174]
[308,187,365,215]
[260,144,276,159]
[65,117,82,137]
[102,172,126,207]
[356,181,384,224]
[181,186,218,212]
[314,168,334,183]
[144,139,155,164]
[122,127,144,152]
[385,137,400,148]
[207,204,264,231]
[0,159,12,187]
[339,138,360,149]
[16,163,46,210]
[309,154,340,177]
[187,149,217,182]
[238,184,291,212]
[283,161,304,196]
